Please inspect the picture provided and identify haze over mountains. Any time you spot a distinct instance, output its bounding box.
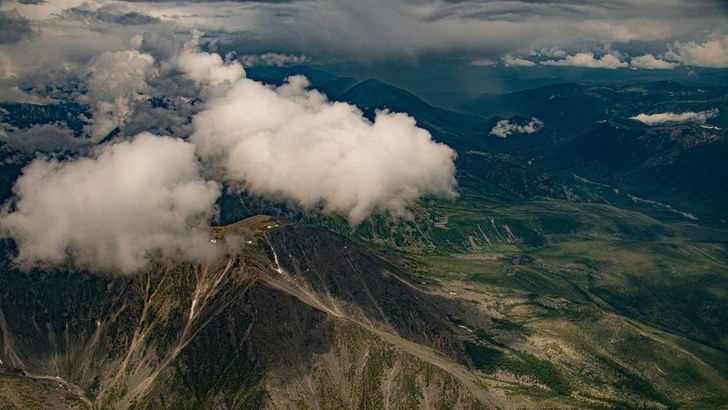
[1,0,728,409]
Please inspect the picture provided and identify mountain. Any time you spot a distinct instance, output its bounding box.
[477,115,560,155]
[556,121,728,219]
[461,81,728,141]
[461,83,605,138]
[0,102,89,137]
[244,65,341,88]
[0,216,507,409]
[2,76,728,409]
[3,209,728,409]
[315,76,359,100]
[457,151,580,202]
[337,78,488,151]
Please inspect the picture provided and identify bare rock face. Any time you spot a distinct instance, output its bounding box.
[0,218,501,409]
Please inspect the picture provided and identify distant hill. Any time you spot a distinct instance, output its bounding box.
[477,114,559,155]
[337,78,487,151]
[244,65,340,88]
[556,121,728,218]
[462,81,728,140]
[315,76,358,100]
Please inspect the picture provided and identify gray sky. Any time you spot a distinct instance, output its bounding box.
[1,0,728,74]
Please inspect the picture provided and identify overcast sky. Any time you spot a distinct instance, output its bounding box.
[1,0,728,76]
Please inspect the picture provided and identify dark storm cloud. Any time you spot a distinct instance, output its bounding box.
[415,0,726,22]
[0,10,36,44]
[118,0,301,2]
[61,5,160,25]
[143,0,726,62]
[2,0,728,79]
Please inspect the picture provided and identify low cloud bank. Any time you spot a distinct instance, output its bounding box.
[631,109,718,125]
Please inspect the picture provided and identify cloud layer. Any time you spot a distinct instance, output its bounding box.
[631,109,719,125]
[0,133,221,274]
[1,0,726,74]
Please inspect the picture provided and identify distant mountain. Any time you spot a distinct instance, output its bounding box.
[457,150,580,202]
[244,65,340,88]
[477,115,559,155]
[461,83,608,139]
[337,78,487,151]
[314,76,358,100]
[462,81,728,141]
[0,102,89,137]
[557,121,728,218]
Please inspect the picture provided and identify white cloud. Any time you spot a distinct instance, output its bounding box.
[174,30,246,91]
[502,55,536,67]
[541,52,628,69]
[630,54,677,70]
[0,133,221,274]
[239,53,310,67]
[665,35,728,68]
[190,74,458,225]
[489,118,543,138]
[80,49,158,141]
[631,109,718,125]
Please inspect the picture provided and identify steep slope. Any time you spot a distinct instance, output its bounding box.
[0,217,505,409]
[1,213,727,409]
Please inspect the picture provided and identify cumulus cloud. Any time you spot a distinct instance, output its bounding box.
[502,55,536,67]
[541,52,627,69]
[665,35,728,68]
[631,109,718,125]
[80,50,158,140]
[190,74,458,225]
[0,133,221,274]
[175,30,245,91]
[630,54,677,70]
[239,53,310,67]
[489,118,543,138]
